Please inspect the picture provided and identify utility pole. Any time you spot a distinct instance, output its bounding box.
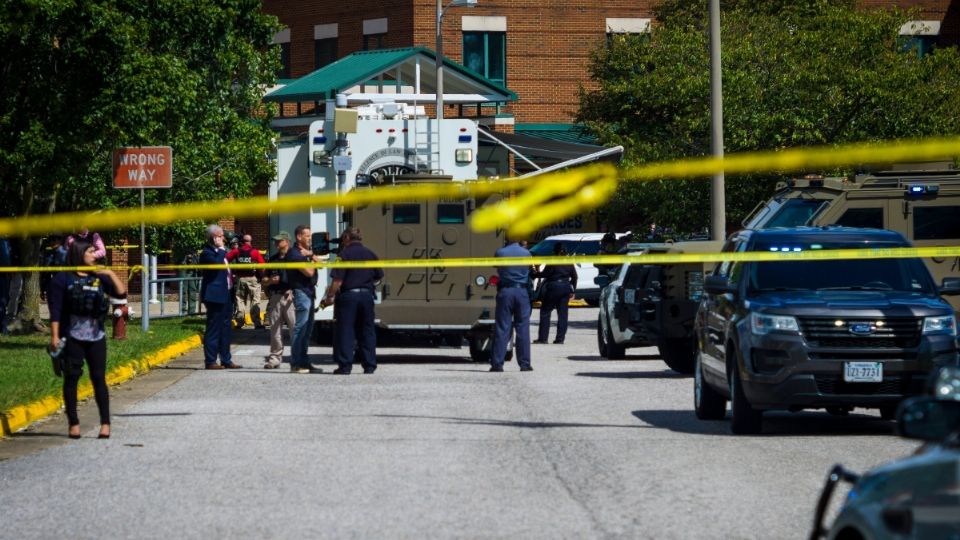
[435,0,445,123]
[709,0,726,241]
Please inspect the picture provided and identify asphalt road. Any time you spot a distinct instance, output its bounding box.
[0,308,917,539]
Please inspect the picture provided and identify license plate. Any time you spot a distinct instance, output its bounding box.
[844,362,883,383]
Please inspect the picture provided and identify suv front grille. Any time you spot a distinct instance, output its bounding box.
[797,316,921,348]
[815,375,907,395]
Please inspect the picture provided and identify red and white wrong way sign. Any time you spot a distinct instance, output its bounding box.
[112,146,173,189]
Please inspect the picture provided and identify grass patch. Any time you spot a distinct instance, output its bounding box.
[0,317,204,413]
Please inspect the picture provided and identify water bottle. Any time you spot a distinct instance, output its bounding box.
[49,338,66,377]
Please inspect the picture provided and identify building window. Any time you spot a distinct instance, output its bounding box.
[605,18,651,47]
[463,32,506,86]
[315,38,337,70]
[277,42,291,79]
[899,20,940,58]
[363,33,385,51]
[274,29,291,79]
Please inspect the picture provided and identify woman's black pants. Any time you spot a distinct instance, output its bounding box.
[62,338,109,426]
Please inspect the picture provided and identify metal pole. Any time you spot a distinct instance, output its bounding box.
[709,0,726,242]
[436,0,444,123]
[149,254,159,303]
[140,188,149,331]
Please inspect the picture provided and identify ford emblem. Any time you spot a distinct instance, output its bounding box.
[849,323,874,336]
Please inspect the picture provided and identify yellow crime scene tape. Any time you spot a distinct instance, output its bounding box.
[0,136,958,240]
[4,245,960,275]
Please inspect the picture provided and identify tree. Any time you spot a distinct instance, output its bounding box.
[0,0,280,332]
[578,0,960,234]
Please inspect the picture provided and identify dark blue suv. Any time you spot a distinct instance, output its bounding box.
[693,227,960,434]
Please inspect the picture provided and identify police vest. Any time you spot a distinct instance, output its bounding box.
[69,275,109,320]
[234,246,257,276]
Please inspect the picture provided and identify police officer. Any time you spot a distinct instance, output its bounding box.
[533,243,577,344]
[491,235,533,372]
[262,231,295,369]
[227,234,265,329]
[320,227,383,375]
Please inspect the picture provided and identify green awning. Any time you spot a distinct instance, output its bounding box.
[515,123,598,145]
[264,47,517,103]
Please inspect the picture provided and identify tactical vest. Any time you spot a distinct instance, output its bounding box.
[69,275,109,319]
[234,246,257,277]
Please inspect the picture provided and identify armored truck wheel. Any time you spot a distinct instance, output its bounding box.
[658,338,695,374]
[597,314,625,359]
[469,335,513,363]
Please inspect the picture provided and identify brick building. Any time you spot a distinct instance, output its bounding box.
[261,0,959,128]
[238,0,959,247]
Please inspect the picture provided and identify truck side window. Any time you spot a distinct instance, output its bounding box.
[437,203,465,224]
[914,206,960,240]
[393,204,421,224]
[835,207,883,229]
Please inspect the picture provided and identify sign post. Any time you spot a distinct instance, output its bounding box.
[112,146,173,332]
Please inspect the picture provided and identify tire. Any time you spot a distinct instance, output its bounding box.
[597,314,625,359]
[879,403,898,421]
[469,335,513,363]
[694,348,726,420]
[658,338,695,375]
[469,335,492,363]
[729,359,763,435]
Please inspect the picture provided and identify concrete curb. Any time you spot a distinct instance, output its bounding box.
[0,334,202,438]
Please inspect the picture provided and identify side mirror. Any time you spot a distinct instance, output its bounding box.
[939,277,960,296]
[704,275,735,296]
[594,274,611,288]
[896,397,960,442]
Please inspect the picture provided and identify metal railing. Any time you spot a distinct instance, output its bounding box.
[143,276,203,320]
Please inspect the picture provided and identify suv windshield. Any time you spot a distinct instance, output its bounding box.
[747,241,936,294]
[530,239,602,256]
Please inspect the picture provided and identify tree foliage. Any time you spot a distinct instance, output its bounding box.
[578,0,960,234]
[0,0,280,331]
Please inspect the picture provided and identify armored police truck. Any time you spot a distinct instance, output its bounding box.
[272,103,512,361]
[610,164,960,374]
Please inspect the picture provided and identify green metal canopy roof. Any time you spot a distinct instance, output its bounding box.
[264,47,517,103]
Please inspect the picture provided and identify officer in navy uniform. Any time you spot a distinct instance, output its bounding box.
[320,227,383,374]
[533,242,577,344]
[491,235,533,372]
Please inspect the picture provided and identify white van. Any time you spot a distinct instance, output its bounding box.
[529,232,630,305]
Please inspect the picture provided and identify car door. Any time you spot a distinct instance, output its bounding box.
[383,202,427,301]
[700,238,744,380]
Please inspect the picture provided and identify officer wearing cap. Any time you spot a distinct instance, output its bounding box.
[490,235,533,372]
[262,231,295,369]
[320,227,383,374]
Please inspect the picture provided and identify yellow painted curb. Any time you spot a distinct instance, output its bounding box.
[0,334,202,438]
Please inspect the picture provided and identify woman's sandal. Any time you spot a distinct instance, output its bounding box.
[98,425,111,439]
[68,427,81,439]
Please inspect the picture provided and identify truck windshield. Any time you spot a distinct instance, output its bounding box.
[761,199,827,228]
[748,255,936,294]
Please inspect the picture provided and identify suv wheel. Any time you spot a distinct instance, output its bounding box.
[694,348,726,420]
[879,403,898,421]
[597,314,625,359]
[729,359,763,434]
[658,338,695,374]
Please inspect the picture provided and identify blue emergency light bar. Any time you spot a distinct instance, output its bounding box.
[907,183,939,196]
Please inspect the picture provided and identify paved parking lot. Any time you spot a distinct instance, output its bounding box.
[0,308,916,539]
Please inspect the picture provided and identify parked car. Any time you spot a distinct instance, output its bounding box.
[810,366,960,540]
[529,232,629,305]
[596,259,659,360]
[693,226,960,434]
